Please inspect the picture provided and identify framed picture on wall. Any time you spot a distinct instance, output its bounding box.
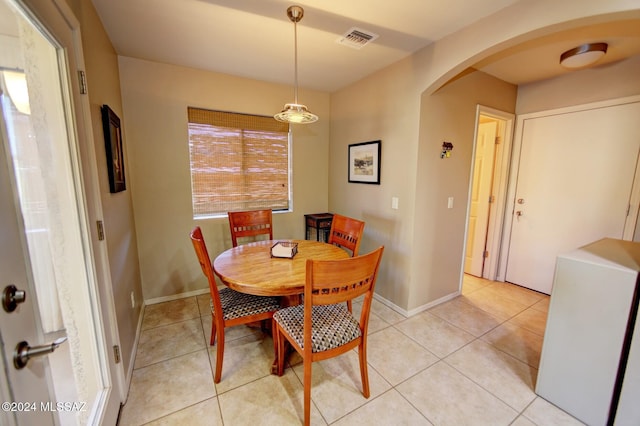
[101,104,126,193]
[348,140,381,184]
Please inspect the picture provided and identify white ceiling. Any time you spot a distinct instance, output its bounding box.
[90,0,640,93]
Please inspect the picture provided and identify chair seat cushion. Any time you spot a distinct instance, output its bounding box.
[274,304,361,352]
[212,287,280,320]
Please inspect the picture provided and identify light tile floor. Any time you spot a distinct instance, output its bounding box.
[118,275,585,425]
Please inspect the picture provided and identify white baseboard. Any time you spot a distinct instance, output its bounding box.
[144,288,209,306]
[123,304,144,404]
[373,290,461,318]
[122,286,458,404]
[406,291,460,317]
[143,287,458,319]
[373,293,409,317]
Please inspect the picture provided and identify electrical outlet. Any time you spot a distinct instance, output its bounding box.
[130,291,135,308]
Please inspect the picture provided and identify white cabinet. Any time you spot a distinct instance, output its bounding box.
[536,238,640,426]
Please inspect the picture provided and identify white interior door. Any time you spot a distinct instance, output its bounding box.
[505,100,640,294]
[0,110,55,426]
[465,120,497,276]
[0,0,121,424]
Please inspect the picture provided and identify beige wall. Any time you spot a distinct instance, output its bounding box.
[329,0,640,314]
[43,0,637,405]
[117,58,331,301]
[65,0,640,344]
[411,72,516,310]
[329,61,421,312]
[330,68,516,314]
[67,0,143,380]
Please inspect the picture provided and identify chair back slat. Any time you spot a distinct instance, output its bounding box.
[228,209,273,247]
[327,214,365,256]
[305,247,384,308]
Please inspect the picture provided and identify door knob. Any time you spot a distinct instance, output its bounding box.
[2,285,26,313]
[13,337,68,369]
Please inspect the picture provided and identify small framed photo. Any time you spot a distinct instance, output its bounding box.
[348,140,381,184]
[101,105,126,193]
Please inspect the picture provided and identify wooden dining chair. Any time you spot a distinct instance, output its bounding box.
[228,209,273,247]
[273,246,384,426]
[327,214,365,311]
[190,226,280,383]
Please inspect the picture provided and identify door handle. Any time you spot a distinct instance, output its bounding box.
[2,285,26,313]
[13,337,68,369]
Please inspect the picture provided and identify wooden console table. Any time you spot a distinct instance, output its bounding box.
[304,213,333,242]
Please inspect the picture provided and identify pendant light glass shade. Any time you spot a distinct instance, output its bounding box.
[274,5,318,124]
[274,103,317,123]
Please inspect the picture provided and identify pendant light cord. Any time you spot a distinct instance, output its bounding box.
[274,5,318,123]
[293,17,299,104]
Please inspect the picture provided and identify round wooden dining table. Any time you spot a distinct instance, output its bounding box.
[213,239,349,296]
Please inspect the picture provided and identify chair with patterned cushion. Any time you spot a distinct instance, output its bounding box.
[273,246,384,426]
[228,209,273,247]
[190,226,280,383]
[327,213,365,311]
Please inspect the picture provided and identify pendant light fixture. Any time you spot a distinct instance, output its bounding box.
[274,5,318,124]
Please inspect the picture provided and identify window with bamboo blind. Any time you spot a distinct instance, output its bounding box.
[187,107,291,218]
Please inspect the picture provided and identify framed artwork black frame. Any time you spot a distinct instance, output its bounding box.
[348,140,381,184]
[101,104,126,193]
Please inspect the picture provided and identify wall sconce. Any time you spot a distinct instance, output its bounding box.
[441,142,453,159]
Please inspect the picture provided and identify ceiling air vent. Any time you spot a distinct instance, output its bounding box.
[337,27,379,50]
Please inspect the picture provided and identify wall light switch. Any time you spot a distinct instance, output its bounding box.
[391,197,399,210]
[447,197,454,209]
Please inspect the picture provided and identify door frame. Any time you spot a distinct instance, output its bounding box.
[464,119,498,276]
[496,95,640,283]
[3,0,125,423]
[461,105,515,284]
[46,0,127,421]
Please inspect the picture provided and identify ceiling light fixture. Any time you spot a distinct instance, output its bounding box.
[274,5,318,124]
[560,42,608,69]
